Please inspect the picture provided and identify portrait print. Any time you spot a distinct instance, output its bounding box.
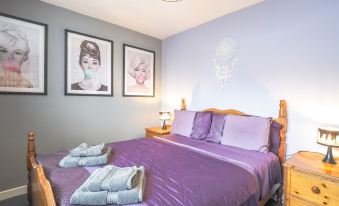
[65,30,113,96]
[123,44,155,97]
[0,13,47,95]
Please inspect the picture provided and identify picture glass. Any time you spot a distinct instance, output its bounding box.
[0,14,46,94]
[124,45,155,97]
[66,30,113,96]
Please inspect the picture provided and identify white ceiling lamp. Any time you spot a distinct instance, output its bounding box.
[162,0,183,2]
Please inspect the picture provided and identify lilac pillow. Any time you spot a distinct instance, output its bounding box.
[269,121,283,155]
[190,112,213,140]
[221,115,272,153]
[206,114,227,143]
[171,110,197,137]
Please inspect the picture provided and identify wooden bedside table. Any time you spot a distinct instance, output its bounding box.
[145,126,171,138]
[283,151,339,206]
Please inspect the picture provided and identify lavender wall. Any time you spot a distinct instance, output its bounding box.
[162,0,339,156]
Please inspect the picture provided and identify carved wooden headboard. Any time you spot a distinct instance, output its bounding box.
[184,100,287,164]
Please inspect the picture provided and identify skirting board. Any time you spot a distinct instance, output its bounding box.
[0,185,27,201]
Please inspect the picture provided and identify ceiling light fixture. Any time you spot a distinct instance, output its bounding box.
[162,0,183,2]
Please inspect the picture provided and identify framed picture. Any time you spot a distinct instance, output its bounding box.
[65,29,113,96]
[123,44,155,97]
[0,13,47,95]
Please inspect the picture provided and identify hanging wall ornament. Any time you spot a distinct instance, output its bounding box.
[212,37,239,89]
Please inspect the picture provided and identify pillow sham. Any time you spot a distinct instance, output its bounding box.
[206,113,227,143]
[269,121,283,155]
[221,114,272,153]
[190,111,213,140]
[171,110,197,137]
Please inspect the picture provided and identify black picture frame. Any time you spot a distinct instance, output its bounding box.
[0,12,48,95]
[65,29,113,96]
[123,44,155,97]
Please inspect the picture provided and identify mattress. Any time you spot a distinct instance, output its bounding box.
[36,135,282,206]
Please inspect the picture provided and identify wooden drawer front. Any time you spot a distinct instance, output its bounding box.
[146,131,156,138]
[146,131,167,138]
[288,196,316,206]
[290,170,339,205]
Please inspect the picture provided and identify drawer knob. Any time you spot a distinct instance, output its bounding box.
[311,186,320,194]
[323,202,327,205]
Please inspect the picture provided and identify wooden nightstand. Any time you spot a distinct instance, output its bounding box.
[145,126,171,138]
[283,151,339,206]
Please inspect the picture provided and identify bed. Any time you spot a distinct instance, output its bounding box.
[27,100,287,206]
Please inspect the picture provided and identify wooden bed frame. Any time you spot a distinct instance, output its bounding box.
[26,100,287,206]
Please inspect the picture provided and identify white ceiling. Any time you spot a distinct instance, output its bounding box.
[41,0,263,40]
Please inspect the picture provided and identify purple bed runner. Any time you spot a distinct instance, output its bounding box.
[37,135,281,206]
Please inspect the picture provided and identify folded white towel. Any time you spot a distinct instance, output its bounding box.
[70,166,146,205]
[70,143,106,157]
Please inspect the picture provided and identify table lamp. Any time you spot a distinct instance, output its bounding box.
[159,112,171,130]
[317,127,339,164]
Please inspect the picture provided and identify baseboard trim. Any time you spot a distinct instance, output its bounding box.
[0,185,27,201]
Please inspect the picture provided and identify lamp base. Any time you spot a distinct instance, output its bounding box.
[162,121,167,130]
[323,146,336,164]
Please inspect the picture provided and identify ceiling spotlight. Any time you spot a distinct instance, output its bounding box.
[162,0,183,2]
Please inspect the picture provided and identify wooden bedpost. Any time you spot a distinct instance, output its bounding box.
[27,131,36,170]
[181,98,186,110]
[278,100,287,164]
[27,131,36,206]
[277,100,287,203]
[26,131,56,206]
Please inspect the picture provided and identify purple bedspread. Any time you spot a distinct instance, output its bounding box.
[37,135,281,206]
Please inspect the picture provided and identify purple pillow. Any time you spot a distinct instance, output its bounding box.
[190,112,213,140]
[221,115,272,153]
[269,121,283,155]
[171,110,197,137]
[206,114,227,143]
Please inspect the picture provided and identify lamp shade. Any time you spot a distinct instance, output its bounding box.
[159,112,171,120]
[317,127,339,147]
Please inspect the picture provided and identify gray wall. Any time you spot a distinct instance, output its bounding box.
[0,0,162,191]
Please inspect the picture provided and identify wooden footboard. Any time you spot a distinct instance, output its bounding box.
[27,131,56,206]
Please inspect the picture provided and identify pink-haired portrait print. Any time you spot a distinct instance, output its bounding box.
[123,44,155,97]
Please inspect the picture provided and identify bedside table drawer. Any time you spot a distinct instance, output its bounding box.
[290,170,339,205]
[145,126,171,138]
[289,196,314,206]
[146,131,168,138]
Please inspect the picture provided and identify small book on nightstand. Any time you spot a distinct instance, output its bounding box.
[145,126,171,138]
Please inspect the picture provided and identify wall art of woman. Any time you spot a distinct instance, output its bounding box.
[71,40,107,91]
[127,55,151,93]
[0,26,32,88]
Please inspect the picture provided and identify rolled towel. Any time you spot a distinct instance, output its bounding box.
[71,191,108,205]
[58,156,81,168]
[70,143,106,157]
[107,166,146,205]
[102,166,138,192]
[59,147,111,168]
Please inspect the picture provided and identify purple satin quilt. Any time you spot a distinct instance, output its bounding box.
[37,135,281,206]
